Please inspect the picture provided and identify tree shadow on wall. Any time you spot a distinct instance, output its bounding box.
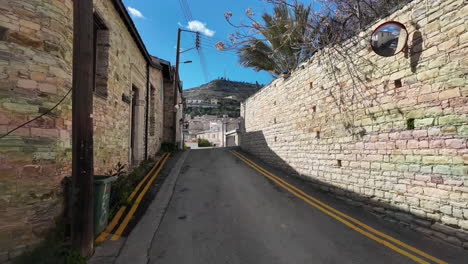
[408,23,423,73]
[315,33,421,140]
[237,130,462,245]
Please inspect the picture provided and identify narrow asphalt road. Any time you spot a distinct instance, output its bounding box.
[147,148,468,264]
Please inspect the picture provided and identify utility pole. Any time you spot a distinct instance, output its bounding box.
[71,0,94,257]
[172,28,181,145]
[173,29,197,146]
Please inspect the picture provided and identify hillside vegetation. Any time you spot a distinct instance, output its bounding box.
[183,79,262,101]
[183,79,262,117]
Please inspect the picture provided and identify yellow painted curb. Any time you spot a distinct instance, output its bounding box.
[231,150,446,264]
[95,153,169,243]
[110,153,170,240]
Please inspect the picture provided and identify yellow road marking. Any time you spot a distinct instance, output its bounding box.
[95,206,126,243]
[231,150,446,264]
[128,153,169,202]
[110,153,170,240]
[95,153,168,243]
[232,151,447,264]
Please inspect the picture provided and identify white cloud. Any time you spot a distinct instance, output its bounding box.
[127,7,145,19]
[187,20,215,37]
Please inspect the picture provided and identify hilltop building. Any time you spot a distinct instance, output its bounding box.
[186,98,219,109]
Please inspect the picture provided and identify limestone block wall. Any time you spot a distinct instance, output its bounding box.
[0,0,165,260]
[93,0,149,171]
[163,80,174,143]
[148,67,164,156]
[0,0,74,260]
[163,80,183,145]
[240,0,468,247]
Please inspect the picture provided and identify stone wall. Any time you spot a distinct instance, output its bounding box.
[0,1,74,261]
[93,0,150,171]
[0,0,165,260]
[148,66,164,157]
[162,79,183,145]
[163,80,174,143]
[240,0,468,248]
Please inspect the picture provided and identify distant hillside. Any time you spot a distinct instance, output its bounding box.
[183,79,263,118]
[183,79,262,102]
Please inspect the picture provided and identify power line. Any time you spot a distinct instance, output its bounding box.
[197,48,209,82]
[199,35,220,40]
[181,0,194,20]
[199,41,220,47]
[177,0,191,23]
[0,87,72,139]
[199,46,239,56]
[199,41,239,55]
[177,0,210,82]
[198,41,227,48]
[198,37,222,45]
[199,44,238,53]
[182,0,210,82]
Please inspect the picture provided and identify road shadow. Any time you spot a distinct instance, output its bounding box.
[238,130,467,249]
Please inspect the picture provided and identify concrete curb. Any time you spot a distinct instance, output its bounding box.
[114,150,189,264]
[88,239,125,264]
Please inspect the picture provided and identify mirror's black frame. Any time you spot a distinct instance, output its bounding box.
[370,21,408,57]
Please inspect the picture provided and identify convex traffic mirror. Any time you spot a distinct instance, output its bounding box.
[371,21,408,57]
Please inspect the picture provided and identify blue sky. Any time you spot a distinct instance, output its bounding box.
[122,0,278,89]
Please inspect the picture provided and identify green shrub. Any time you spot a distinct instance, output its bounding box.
[160,142,178,153]
[198,138,213,147]
[107,158,155,218]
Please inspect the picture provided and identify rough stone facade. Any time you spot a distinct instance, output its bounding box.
[0,1,74,261]
[0,0,167,261]
[162,74,183,146]
[148,65,164,157]
[241,0,468,248]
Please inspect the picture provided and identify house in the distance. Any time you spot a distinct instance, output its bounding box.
[183,115,240,148]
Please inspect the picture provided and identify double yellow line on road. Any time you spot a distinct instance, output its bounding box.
[95,153,170,242]
[230,150,447,264]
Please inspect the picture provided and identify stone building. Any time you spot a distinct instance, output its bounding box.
[241,0,468,248]
[0,0,182,260]
[160,58,184,147]
[184,116,240,148]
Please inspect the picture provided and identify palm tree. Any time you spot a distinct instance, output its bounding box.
[237,3,311,76]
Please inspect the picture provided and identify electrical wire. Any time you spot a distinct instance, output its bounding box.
[177,0,191,23]
[199,42,239,55]
[199,48,239,57]
[177,0,211,83]
[199,38,222,46]
[197,48,209,82]
[181,0,194,20]
[199,35,220,42]
[0,87,72,139]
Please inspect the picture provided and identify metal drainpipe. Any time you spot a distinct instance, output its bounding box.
[144,63,149,160]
